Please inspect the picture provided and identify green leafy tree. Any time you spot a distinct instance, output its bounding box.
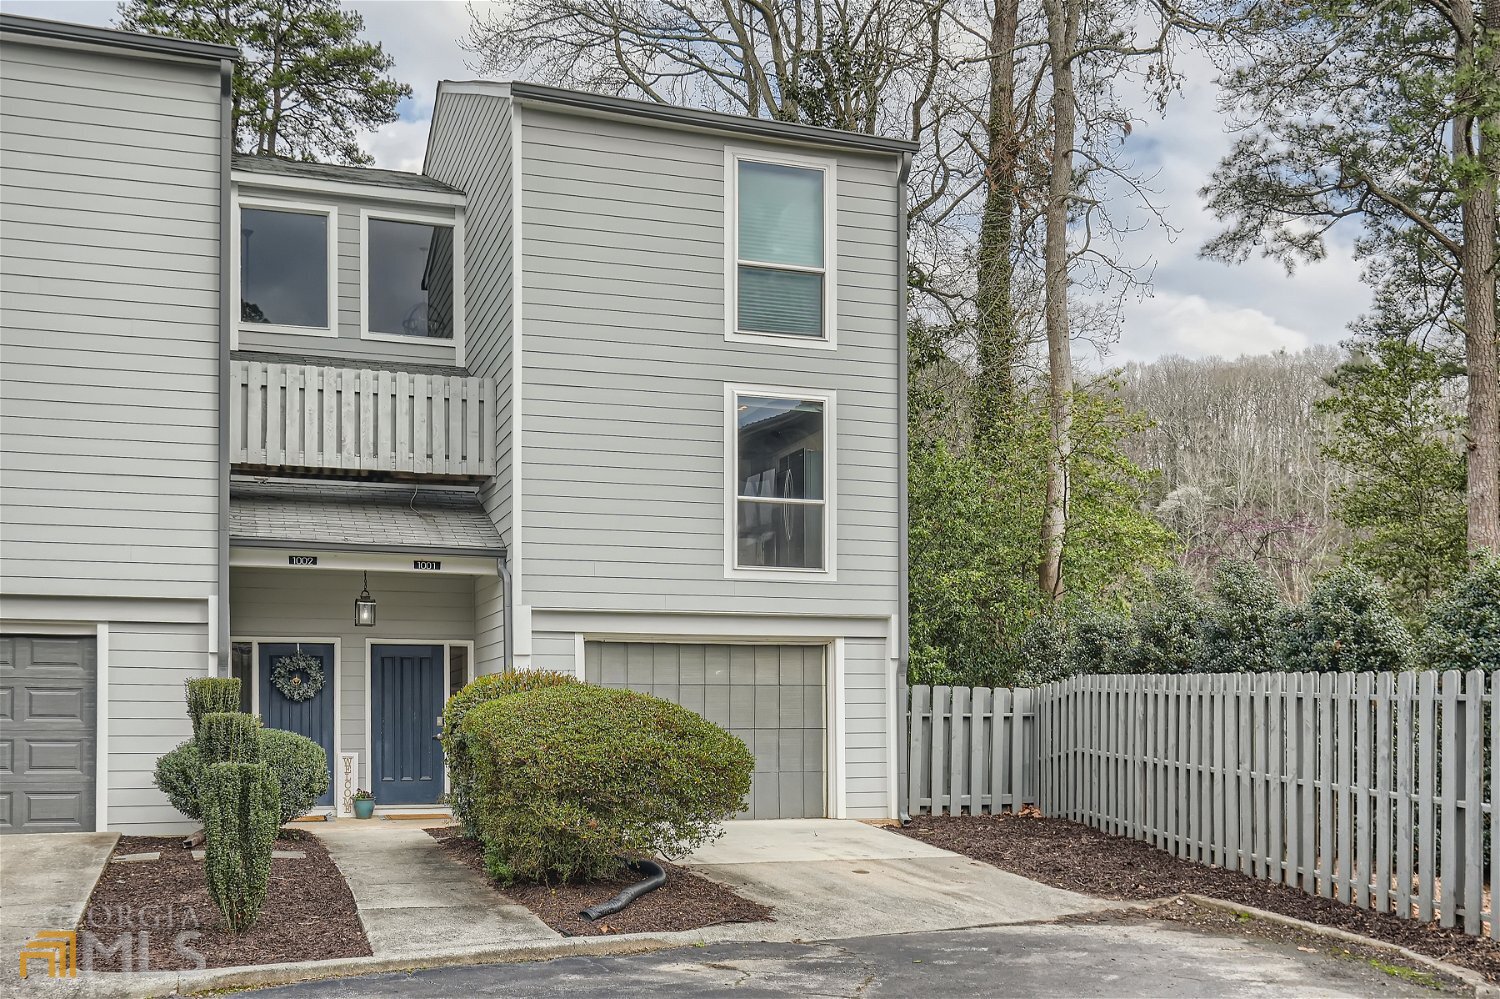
[1423,553,1500,670]
[117,0,411,165]
[1282,565,1416,673]
[1204,558,1285,673]
[1317,339,1469,607]
[1200,0,1500,554]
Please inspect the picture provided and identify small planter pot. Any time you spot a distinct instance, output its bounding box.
[353,799,376,820]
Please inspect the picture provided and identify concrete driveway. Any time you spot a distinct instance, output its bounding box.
[676,819,1112,940]
[0,831,117,979]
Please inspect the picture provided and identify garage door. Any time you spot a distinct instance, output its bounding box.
[0,636,97,833]
[585,642,825,819]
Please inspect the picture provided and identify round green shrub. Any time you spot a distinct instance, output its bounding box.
[154,727,329,825]
[1204,559,1285,673]
[1016,607,1072,686]
[461,683,753,882]
[1422,554,1500,671]
[1281,564,1416,673]
[1063,604,1137,676]
[441,670,580,836]
[1130,568,1209,675]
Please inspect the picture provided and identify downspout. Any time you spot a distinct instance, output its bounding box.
[896,149,912,823]
[497,551,514,674]
[216,56,234,676]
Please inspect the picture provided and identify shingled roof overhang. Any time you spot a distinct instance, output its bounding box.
[230,479,504,558]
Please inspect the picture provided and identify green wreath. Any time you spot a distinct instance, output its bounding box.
[271,652,325,702]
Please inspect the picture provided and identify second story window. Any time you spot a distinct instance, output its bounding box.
[728,388,835,575]
[364,213,458,341]
[727,151,836,348]
[239,203,335,335]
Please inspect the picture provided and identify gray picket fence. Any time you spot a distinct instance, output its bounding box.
[902,684,1038,816]
[907,671,1500,938]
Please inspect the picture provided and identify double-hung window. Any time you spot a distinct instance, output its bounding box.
[237,200,337,337]
[727,150,835,347]
[728,387,835,575]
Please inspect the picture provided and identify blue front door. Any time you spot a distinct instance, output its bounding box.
[371,644,446,805]
[257,643,336,807]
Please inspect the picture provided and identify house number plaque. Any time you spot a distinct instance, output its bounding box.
[288,555,318,566]
[413,560,442,571]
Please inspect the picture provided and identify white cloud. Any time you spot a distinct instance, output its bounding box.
[1112,291,1313,363]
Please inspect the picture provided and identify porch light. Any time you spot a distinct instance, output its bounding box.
[354,572,377,627]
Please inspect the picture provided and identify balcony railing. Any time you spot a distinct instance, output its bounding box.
[230,359,497,477]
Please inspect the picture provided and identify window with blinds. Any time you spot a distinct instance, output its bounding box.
[729,153,834,343]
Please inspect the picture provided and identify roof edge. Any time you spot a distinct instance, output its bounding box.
[0,13,239,62]
[442,79,917,156]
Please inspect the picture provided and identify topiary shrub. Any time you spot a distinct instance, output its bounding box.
[1130,568,1209,675]
[201,760,279,932]
[186,677,241,739]
[441,670,580,837]
[1422,554,1500,671]
[1282,565,1416,673]
[462,683,753,882]
[198,712,261,763]
[1204,559,1285,673]
[155,727,327,825]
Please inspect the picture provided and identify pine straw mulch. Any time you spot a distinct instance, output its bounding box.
[79,830,371,970]
[424,826,772,937]
[898,812,1500,983]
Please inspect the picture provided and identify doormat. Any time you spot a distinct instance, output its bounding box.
[382,813,451,821]
[289,814,330,823]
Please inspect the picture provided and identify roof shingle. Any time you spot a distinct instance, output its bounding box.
[230,480,503,555]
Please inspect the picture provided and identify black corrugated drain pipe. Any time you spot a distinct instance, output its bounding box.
[579,859,666,921]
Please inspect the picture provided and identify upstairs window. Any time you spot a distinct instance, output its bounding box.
[364,214,457,341]
[728,151,835,347]
[729,388,835,574]
[238,203,335,335]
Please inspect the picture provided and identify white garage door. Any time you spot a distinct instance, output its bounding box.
[585,642,826,819]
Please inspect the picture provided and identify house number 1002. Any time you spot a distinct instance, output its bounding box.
[288,555,318,566]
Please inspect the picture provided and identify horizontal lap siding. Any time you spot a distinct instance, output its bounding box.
[229,567,478,788]
[517,107,903,619]
[425,92,515,671]
[0,39,221,599]
[233,184,461,367]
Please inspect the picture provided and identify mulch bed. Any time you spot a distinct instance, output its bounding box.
[425,826,772,937]
[899,812,1500,983]
[79,830,371,971]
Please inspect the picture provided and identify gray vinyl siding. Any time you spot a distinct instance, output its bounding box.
[843,637,891,816]
[424,90,516,669]
[516,106,902,619]
[229,567,478,788]
[0,38,221,601]
[232,182,462,367]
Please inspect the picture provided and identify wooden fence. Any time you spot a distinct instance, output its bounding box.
[907,671,1500,938]
[230,359,497,477]
[902,684,1038,817]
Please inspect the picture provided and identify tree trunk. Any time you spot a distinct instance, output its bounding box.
[1038,0,1078,599]
[973,0,1022,441]
[1455,0,1500,552]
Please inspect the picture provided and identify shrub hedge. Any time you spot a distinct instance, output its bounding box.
[461,683,753,882]
[441,669,579,836]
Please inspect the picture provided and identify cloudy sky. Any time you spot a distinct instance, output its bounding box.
[4,0,1370,363]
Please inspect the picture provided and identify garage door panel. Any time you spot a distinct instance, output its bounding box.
[0,635,96,834]
[585,641,825,819]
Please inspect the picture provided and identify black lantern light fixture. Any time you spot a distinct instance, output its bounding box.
[354,571,377,627]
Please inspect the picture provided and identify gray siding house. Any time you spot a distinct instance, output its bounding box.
[0,14,913,834]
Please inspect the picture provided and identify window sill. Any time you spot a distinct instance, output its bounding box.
[360,331,459,348]
[238,322,339,339]
[725,565,839,583]
[726,329,837,351]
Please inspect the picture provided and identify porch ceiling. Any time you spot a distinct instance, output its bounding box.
[229,479,504,556]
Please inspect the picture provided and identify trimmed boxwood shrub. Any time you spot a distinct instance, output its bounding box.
[201,760,279,932]
[155,727,329,825]
[461,683,753,882]
[441,670,579,836]
[186,677,241,738]
[198,711,261,763]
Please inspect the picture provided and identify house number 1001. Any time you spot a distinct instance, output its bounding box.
[413,560,442,571]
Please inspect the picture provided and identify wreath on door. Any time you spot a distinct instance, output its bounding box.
[271,652,325,702]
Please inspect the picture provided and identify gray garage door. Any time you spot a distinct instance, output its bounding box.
[0,636,97,833]
[585,642,825,819]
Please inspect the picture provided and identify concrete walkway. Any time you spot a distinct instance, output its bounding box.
[676,819,1112,939]
[310,820,557,959]
[0,831,117,980]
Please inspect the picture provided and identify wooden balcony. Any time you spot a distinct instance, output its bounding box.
[230,359,497,478]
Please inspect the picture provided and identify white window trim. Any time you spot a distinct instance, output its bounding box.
[724,147,838,351]
[232,194,340,345]
[724,383,838,580]
[359,207,467,367]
